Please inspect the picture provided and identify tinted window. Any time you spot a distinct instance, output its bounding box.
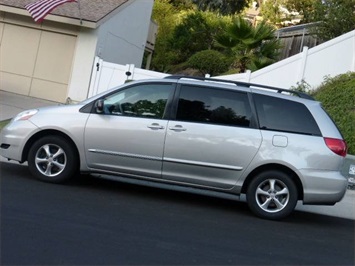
[254,94,321,136]
[176,85,252,127]
[103,83,173,119]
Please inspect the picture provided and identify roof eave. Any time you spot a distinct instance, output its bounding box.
[0,5,97,28]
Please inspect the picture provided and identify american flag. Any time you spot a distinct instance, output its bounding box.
[25,0,77,23]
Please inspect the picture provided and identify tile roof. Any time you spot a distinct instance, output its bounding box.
[0,0,130,22]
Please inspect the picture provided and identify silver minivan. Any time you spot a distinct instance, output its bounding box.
[0,76,348,220]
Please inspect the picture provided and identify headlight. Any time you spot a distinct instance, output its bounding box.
[13,109,38,121]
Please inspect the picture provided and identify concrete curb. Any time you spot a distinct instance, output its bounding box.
[295,189,355,220]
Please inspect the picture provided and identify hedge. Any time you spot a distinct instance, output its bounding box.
[312,72,355,155]
[187,50,230,76]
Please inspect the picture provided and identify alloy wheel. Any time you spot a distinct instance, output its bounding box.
[34,144,67,177]
[255,178,290,213]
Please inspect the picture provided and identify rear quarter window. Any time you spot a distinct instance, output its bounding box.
[254,94,321,136]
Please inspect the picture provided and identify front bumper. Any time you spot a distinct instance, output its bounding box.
[0,120,39,162]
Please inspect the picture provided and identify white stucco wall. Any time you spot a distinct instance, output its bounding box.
[95,0,154,67]
[67,27,98,101]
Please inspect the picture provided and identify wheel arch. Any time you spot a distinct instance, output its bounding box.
[22,130,80,165]
[241,164,304,200]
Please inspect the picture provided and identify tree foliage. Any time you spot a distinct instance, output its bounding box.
[284,0,317,23]
[151,0,180,72]
[152,6,232,72]
[310,0,355,41]
[193,0,252,15]
[260,0,288,25]
[261,0,355,40]
[168,0,195,10]
[170,12,214,62]
[187,50,230,75]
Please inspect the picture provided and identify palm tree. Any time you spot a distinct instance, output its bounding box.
[215,16,281,72]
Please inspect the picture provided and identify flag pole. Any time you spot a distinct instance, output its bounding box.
[77,0,83,25]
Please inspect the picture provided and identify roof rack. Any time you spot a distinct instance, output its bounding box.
[164,75,315,100]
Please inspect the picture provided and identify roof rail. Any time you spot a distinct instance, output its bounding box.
[164,75,315,100]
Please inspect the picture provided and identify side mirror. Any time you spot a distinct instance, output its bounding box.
[95,99,104,114]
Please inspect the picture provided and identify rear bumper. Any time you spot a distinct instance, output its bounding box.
[300,169,348,205]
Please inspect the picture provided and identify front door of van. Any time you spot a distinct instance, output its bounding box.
[162,85,262,189]
[84,82,175,179]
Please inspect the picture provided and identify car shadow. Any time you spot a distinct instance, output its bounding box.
[1,161,353,225]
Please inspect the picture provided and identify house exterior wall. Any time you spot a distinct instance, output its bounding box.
[67,27,98,102]
[95,0,154,67]
[67,0,155,102]
[1,0,155,103]
[0,12,79,102]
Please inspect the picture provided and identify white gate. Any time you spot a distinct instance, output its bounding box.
[88,57,169,97]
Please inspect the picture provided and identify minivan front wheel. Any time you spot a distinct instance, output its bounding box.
[28,136,78,183]
[247,170,298,220]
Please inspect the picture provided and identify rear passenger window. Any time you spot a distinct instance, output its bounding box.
[254,94,321,136]
[176,85,252,127]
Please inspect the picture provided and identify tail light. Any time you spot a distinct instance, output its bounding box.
[324,138,347,157]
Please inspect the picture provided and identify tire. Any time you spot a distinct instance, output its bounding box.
[28,136,79,183]
[246,170,298,220]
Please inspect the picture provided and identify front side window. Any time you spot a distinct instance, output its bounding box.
[254,94,321,136]
[103,83,174,119]
[176,85,252,127]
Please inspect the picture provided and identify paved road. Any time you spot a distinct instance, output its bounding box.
[1,162,354,265]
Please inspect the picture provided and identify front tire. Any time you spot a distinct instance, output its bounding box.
[28,136,78,183]
[246,170,298,220]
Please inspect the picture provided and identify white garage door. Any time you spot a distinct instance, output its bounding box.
[0,18,77,102]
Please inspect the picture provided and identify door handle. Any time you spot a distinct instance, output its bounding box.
[147,123,164,130]
[169,125,187,132]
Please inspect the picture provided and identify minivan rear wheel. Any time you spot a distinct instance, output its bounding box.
[28,136,78,183]
[247,170,298,220]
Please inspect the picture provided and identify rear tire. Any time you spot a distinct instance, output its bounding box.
[28,136,78,183]
[246,170,298,220]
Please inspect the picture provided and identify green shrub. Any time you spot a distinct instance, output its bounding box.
[290,79,312,93]
[313,72,355,154]
[187,50,230,76]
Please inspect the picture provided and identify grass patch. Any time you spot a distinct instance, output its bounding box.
[0,119,11,130]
